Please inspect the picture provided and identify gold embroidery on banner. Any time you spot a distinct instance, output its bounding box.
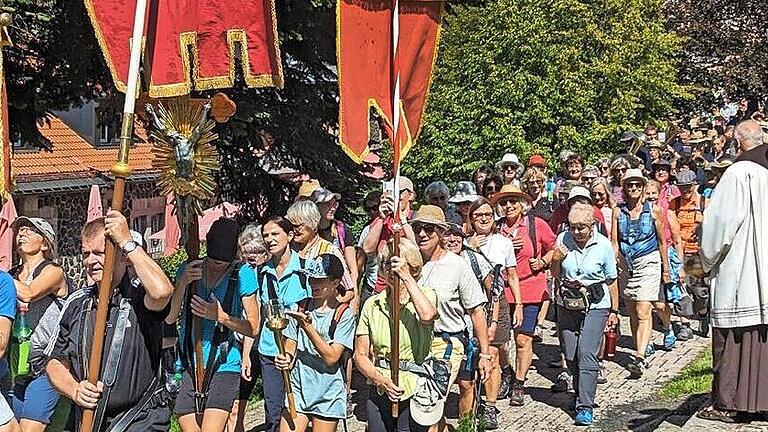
[84,0,284,98]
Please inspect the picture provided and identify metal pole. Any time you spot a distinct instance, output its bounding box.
[79,0,146,430]
[389,0,401,420]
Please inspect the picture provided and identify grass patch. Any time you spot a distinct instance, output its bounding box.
[660,349,713,399]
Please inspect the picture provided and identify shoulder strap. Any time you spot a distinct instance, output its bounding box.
[465,250,483,283]
[527,213,538,258]
[32,260,54,279]
[329,303,350,339]
[221,263,241,316]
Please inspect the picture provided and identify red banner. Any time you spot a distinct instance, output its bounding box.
[337,0,443,163]
[85,0,284,98]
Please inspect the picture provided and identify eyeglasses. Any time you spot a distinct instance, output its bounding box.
[569,224,592,233]
[429,195,447,202]
[526,179,544,186]
[592,190,606,197]
[624,182,644,191]
[582,176,596,183]
[599,165,610,171]
[412,223,438,236]
[472,212,494,220]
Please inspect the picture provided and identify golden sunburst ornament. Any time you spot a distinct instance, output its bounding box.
[147,97,220,218]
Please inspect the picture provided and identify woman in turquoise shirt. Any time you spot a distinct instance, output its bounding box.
[258,217,312,432]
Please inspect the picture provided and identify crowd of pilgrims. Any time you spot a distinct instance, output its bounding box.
[0,114,746,432]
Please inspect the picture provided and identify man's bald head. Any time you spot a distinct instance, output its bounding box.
[734,120,764,153]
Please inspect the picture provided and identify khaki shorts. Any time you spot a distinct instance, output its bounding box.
[431,336,465,396]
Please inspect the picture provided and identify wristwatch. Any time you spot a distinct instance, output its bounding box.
[120,240,140,255]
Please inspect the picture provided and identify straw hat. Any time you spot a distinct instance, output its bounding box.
[411,205,448,229]
[490,184,532,207]
[647,139,664,150]
[296,179,321,200]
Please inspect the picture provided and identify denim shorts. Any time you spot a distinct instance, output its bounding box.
[12,373,60,424]
[513,303,542,335]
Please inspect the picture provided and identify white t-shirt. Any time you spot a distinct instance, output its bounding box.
[419,251,487,333]
[479,233,517,269]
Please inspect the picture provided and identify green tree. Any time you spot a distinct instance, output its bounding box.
[406,0,689,187]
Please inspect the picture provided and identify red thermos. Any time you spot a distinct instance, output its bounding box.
[604,327,617,360]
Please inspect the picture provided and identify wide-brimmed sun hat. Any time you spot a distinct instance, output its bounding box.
[567,186,592,203]
[490,184,532,207]
[411,205,448,229]
[448,181,480,204]
[688,130,710,144]
[621,168,647,186]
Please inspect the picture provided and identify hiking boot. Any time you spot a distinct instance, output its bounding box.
[551,371,573,392]
[533,325,544,343]
[663,328,677,350]
[483,405,499,430]
[509,382,524,406]
[627,357,646,379]
[498,367,512,399]
[676,323,693,341]
[597,364,608,384]
[574,407,594,426]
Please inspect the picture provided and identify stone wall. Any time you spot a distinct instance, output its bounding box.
[15,179,161,288]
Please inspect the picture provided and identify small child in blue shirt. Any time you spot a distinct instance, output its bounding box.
[275,254,355,432]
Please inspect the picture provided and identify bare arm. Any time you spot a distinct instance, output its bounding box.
[14,266,67,303]
[468,306,489,355]
[46,358,79,402]
[213,295,260,338]
[361,218,385,255]
[292,315,347,367]
[354,334,386,385]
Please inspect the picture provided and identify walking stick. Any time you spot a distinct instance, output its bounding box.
[390,231,401,419]
[184,218,206,412]
[80,1,147,431]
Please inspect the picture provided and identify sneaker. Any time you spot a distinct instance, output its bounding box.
[645,343,656,357]
[676,324,693,341]
[498,368,512,399]
[509,382,524,406]
[574,407,594,426]
[483,405,499,430]
[597,365,608,384]
[663,329,677,350]
[627,358,646,379]
[551,371,573,392]
[533,325,544,343]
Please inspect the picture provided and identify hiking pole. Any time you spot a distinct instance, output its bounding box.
[80,1,146,431]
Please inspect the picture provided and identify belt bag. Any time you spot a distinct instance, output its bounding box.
[561,283,605,312]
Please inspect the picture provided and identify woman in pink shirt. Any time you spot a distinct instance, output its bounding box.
[493,185,556,407]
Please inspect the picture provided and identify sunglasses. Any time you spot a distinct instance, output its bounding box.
[503,166,518,172]
[485,185,499,192]
[624,182,644,190]
[613,167,627,173]
[526,179,544,186]
[412,223,439,235]
[497,197,520,207]
[592,190,606,197]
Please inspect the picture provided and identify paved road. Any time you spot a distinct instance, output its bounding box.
[245,316,709,431]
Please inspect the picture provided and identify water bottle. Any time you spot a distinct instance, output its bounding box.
[10,303,32,379]
[464,338,479,372]
[604,327,617,360]
[166,367,183,395]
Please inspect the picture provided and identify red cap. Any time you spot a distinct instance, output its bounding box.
[528,154,546,166]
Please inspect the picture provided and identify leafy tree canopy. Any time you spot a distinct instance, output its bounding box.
[405,0,690,187]
[665,0,768,107]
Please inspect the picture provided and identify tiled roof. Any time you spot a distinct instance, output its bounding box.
[13,117,156,182]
